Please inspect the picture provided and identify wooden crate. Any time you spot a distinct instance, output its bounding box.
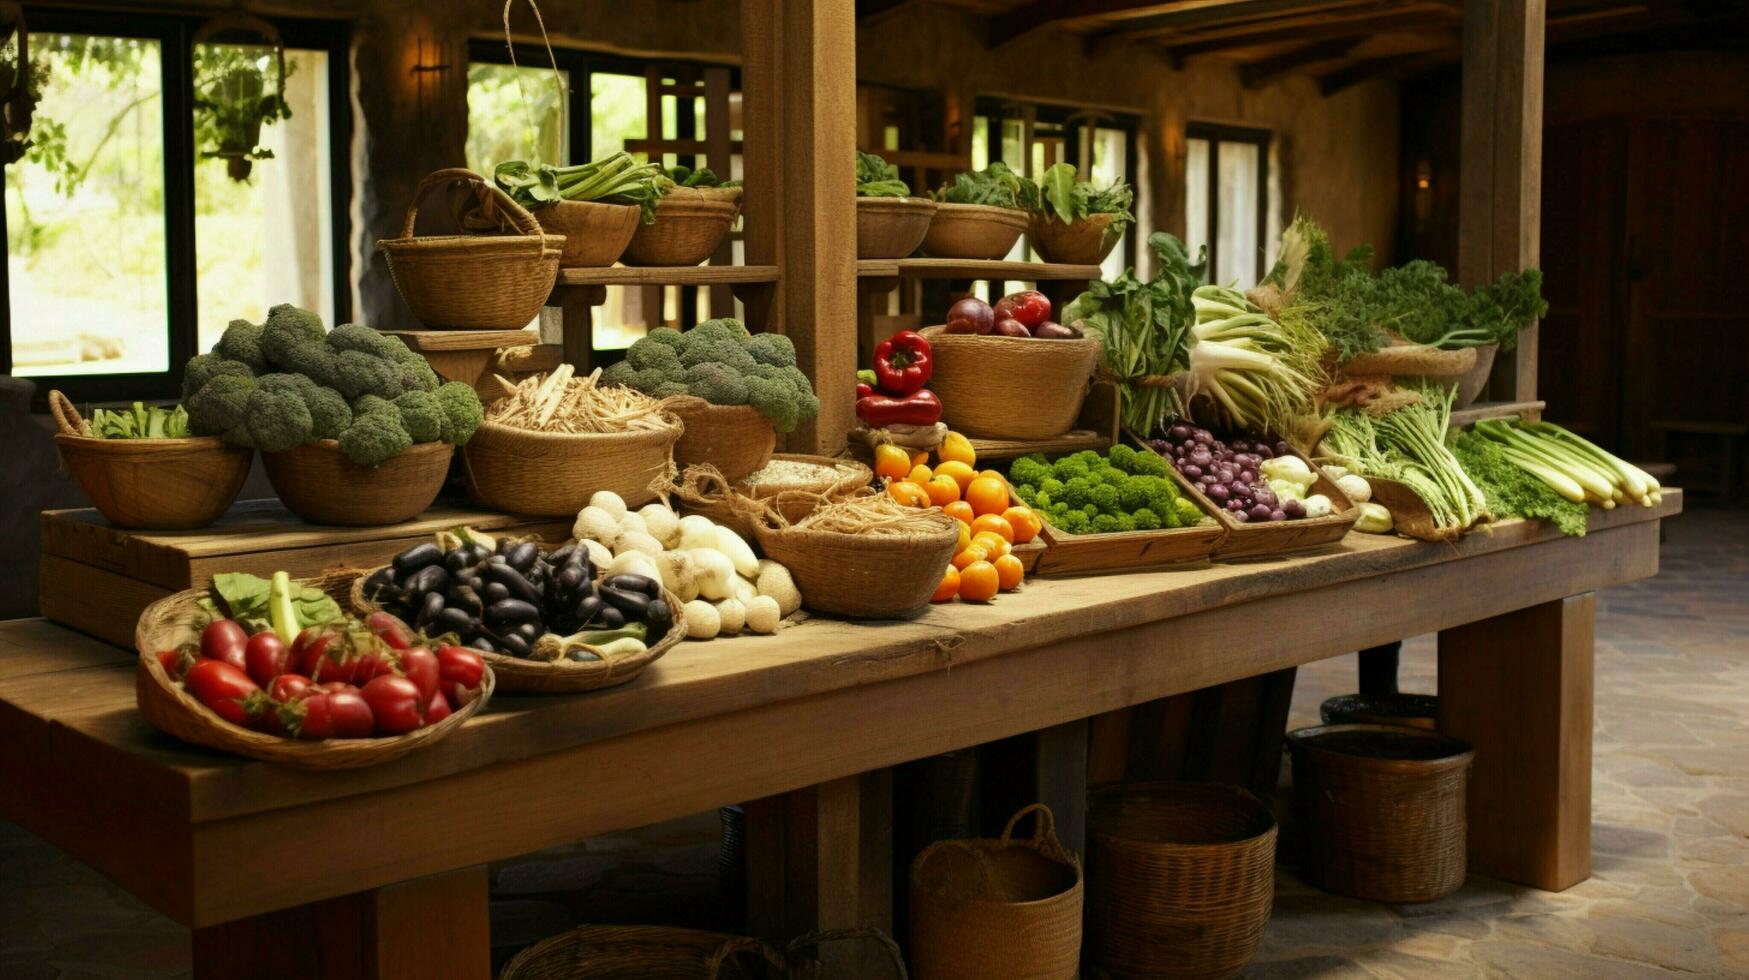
[1001,465,1223,577]
[40,501,570,648]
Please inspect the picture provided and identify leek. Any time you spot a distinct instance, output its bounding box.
[1185,284,1324,436]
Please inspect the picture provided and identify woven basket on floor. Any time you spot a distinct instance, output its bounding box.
[1286,724,1474,904]
[918,326,1100,439]
[922,203,1029,260]
[462,416,681,516]
[623,196,741,266]
[1088,782,1277,980]
[753,499,958,619]
[49,390,251,530]
[666,397,776,484]
[378,168,563,329]
[535,198,641,268]
[1028,212,1122,265]
[134,572,493,769]
[857,197,938,259]
[910,803,1084,980]
[263,439,453,526]
[674,457,872,540]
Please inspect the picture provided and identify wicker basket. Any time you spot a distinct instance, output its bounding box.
[1088,782,1277,979]
[263,439,452,527]
[667,397,777,485]
[1341,343,1478,402]
[1286,724,1474,904]
[1319,693,1439,730]
[133,574,493,769]
[753,505,958,619]
[462,417,681,516]
[857,197,938,259]
[918,326,1100,440]
[910,803,1084,980]
[1029,212,1122,265]
[48,390,251,530]
[351,560,688,696]
[534,198,643,268]
[378,168,564,329]
[922,203,1030,260]
[675,457,872,540]
[623,197,741,267]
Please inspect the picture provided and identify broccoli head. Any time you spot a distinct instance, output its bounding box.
[685,362,750,406]
[394,389,443,443]
[599,360,643,390]
[181,352,254,402]
[1119,475,1160,513]
[1038,476,1066,500]
[261,304,327,371]
[304,386,353,440]
[1127,449,1167,477]
[695,317,751,338]
[1056,510,1091,535]
[352,394,395,417]
[435,381,483,445]
[1007,455,1051,488]
[1060,476,1094,509]
[1089,482,1121,514]
[1108,443,1138,474]
[1091,513,1121,534]
[327,323,402,359]
[1131,508,1163,531]
[650,381,691,399]
[1051,457,1091,482]
[678,325,756,371]
[1033,490,1054,509]
[626,338,683,374]
[214,319,268,372]
[643,327,686,352]
[244,383,315,453]
[338,411,412,467]
[387,346,442,393]
[1173,497,1204,528]
[333,349,403,401]
[186,373,257,440]
[1015,484,1039,507]
[746,332,796,368]
[744,375,801,433]
[1092,464,1126,487]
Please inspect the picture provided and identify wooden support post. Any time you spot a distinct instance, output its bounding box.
[1459,0,1545,402]
[553,286,604,372]
[192,866,490,980]
[1437,593,1594,890]
[745,771,894,974]
[1034,720,1089,858]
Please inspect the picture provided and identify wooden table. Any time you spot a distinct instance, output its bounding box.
[0,494,1680,978]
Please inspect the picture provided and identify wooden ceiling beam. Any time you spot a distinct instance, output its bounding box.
[1160,11,1452,62]
[1239,37,1361,87]
[1092,0,1385,41]
[1318,51,1443,96]
[987,0,1171,47]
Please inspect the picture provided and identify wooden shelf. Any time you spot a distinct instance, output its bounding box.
[969,429,1113,463]
[553,264,780,287]
[380,329,536,353]
[857,258,1105,281]
[1450,399,1546,429]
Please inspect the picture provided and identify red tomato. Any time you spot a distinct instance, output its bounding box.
[260,674,311,735]
[326,689,375,739]
[243,631,292,687]
[1003,290,1051,329]
[437,645,486,705]
[424,688,452,725]
[292,627,338,678]
[199,620,249,672]
[183,659,263,729]
[360,676,423,735]
[268,673,312,703]
[292,692,334,740]
[157,647,195,680]
[366,611,414,650]
[399,646,440,703]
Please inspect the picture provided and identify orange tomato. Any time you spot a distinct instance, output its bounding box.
[955,520,972,553]
[934,460,977,493]
[944,500,976,526]
[970,513,1015,543]
[938,431,977,468]
[873,444,911,482]
[907,463,934,485]
[972,531,1011,560]
[1002,506,1041,544]
[910,450,930,470]
[958,561,999,602]
[994,553,1025,591]
[965,477,1011,517]
[952,546,988,571]
[888,481,929,507]
[978,469,1006,483]
[924,475,962,507]
[932,565,961,603]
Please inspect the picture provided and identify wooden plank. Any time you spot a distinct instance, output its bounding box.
[39,554,175,648]
[1448,398,1545,428]
[552,264,781,287]
[1437,592,1594,890]
[858,258,1105,281]
[0,614,136,679]
[379,329,536,353]
[1035,720,1089,858]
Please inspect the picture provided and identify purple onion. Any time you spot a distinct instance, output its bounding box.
[1249,503,1274,522]
[1169,424,1191,441]
[1255,445,1275,460]
[1270,509,1287,522]
[1226,498,1245,512]
[1181,464,1202,479]
[1283,498,1305,518]
[1207,483,1229,502]
[1232,510,1249,522]
[1275,440,1291,456]
[1253,486,1277,508]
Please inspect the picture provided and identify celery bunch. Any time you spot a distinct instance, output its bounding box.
[494,152,668,223]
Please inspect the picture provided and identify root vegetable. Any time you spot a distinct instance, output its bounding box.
[605,550,662,584]
[714,525,759,578]
[580,539,613,569]
[692,549,737,600]
[639,503,681,548]
[730,574,758,605]
[683,599,721,639]
[755,560,802,616]
[743,595,781,634]
[715,598,746,635]
[677,514,719,552]
[656,551,700,602]
[589,491,628,521]
[1335,473,1372,503]
[574,506,621,547]
[613,531,664,558]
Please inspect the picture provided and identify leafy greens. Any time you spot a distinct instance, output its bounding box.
[932,162,1026,208]
[1026,162,1135,234]
[855,151,911,198]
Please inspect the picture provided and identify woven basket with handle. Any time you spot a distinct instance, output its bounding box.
[919,326,1100,440]
[666,397,777,484]
[134,571,493,769]
[49,390,251,530]
[378,168,563,329]
[1088,781,1277,979]
[462,416,682,516]
[752,499,958,620]
[1287,724,1474,904]
[910,803,1084,980]
[673,457,872,540]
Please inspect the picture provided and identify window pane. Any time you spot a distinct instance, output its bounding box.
[971,116,989,170]
[465,63,568,172]
[1185,137,1209,264]
[7,35,166,376]
[591,72,645,161]
[1217,139,1259,286]
[1093,126,1128,281]
[194,47,333,348]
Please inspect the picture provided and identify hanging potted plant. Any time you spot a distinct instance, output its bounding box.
[0,2,41,165]
[192,10,290,182]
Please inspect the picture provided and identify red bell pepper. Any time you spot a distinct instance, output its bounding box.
[873,331,933,395]
[857,388,942,428]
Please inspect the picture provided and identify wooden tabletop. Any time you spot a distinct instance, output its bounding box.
[0,493,1681,927]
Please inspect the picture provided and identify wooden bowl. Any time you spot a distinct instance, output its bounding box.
[622,197,741,267]
[54,434,251,530]
[1453,343,1498,407]
[754,514,959,619]
[665,398,776,484]
[462,417,681,516]
[1341,344,1478,400]
[922,203,1030,260]
[534,199,641,268]
[263,439,453,526]
[1030,212,1122,265]
[856,197,938,259]
[919,325,1101,439]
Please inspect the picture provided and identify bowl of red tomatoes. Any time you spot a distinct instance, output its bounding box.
[135,572,493,768]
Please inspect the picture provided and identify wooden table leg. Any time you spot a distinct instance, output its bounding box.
[1034,720,1089,858]
[745,770,894,974]
[192,865,491,980]
[1438,593,1595,890]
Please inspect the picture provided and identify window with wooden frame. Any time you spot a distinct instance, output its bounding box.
[1185,122,1272,287]
[465,42,742,355]
[0,10,351,404]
